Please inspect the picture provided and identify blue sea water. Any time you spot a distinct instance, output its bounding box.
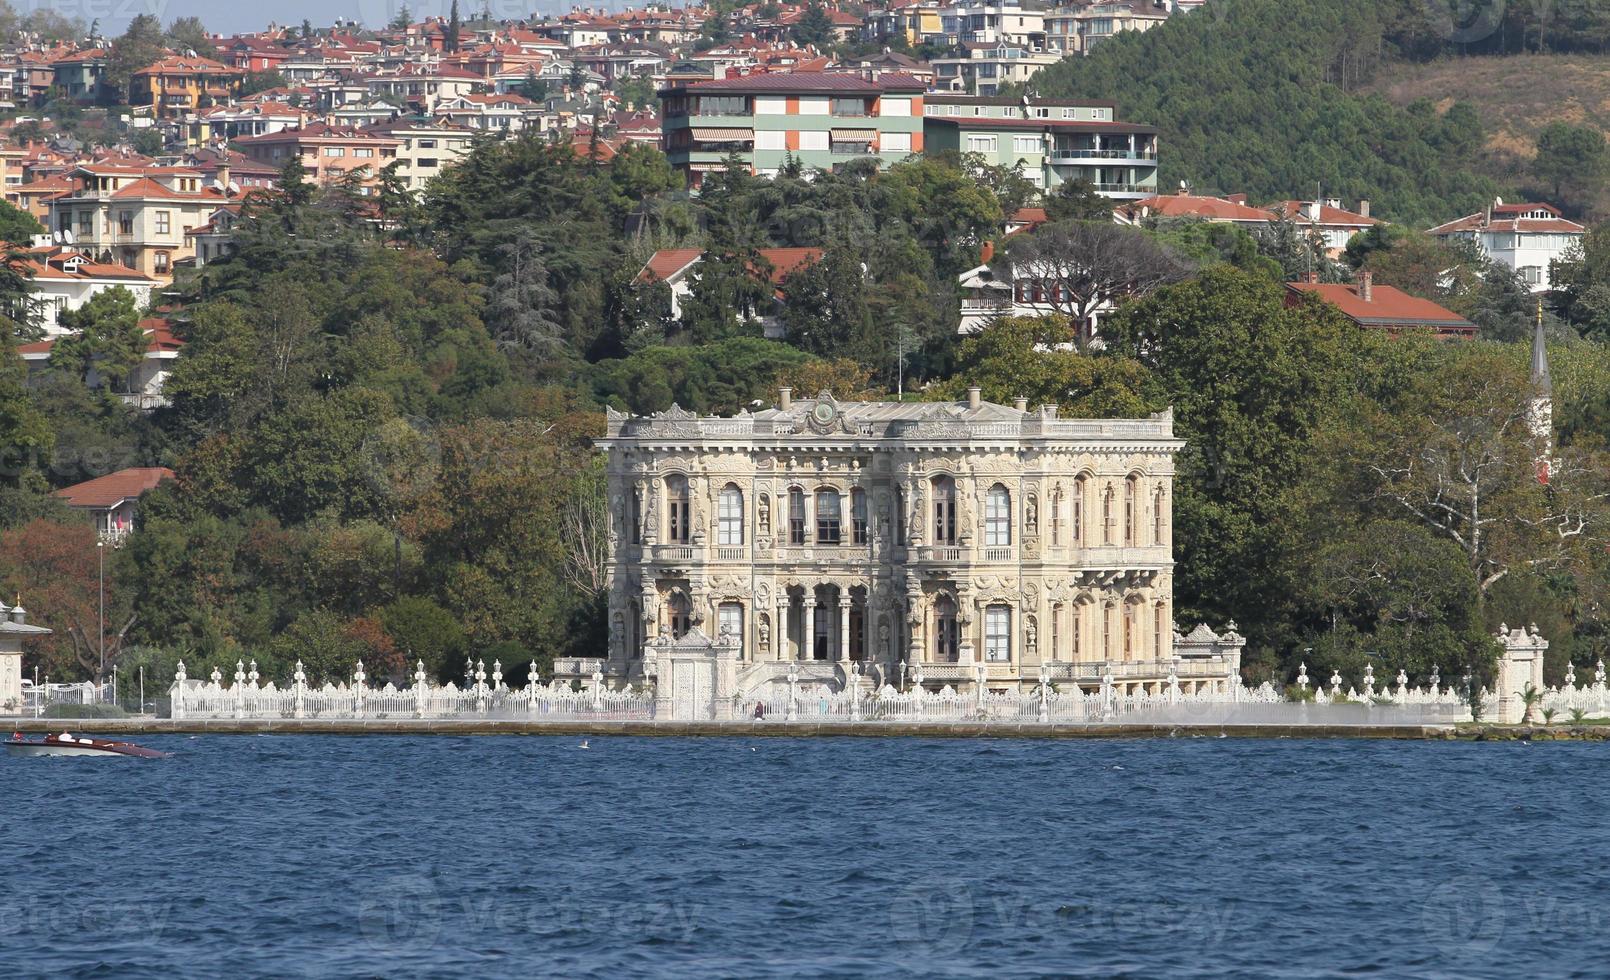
[0,735,1602,978]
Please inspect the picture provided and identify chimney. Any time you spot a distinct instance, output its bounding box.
[1013,396,1028,412]
[967,386,982,410]
[778,386,792,410]
[1359,269,1374,303]
[1226,192,1246,205]
[979,239,994,264]
[215,160,230,190]
[1306,199,1322,222]
[1358,199,1370,219]
[1300,270,1319,284]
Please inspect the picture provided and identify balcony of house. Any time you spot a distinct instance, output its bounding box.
[1046,139,1158,166]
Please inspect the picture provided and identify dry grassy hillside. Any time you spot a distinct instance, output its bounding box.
[1368,53,1610,214]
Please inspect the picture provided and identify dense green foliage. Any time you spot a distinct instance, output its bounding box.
[1031,0,1512,225]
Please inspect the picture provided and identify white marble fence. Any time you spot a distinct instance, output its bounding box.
[168,657,1488,726]
[1535,659,1610,722]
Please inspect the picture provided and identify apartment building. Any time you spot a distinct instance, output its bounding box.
[931,42,1061,96]
[129,56,243,120]
[659,72,926,186]
[49,164,242,280]
[234,123,402,189]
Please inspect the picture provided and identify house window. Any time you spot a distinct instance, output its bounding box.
[830,96,866,117]
[77,211,91,237]
[155,211,171,235]
[966,134,997,154]
[788,487,806,545]
[1013,135,1038,153]
[815,489,841,545]
[354,148,374,158]
[154,251,170,273]
[931,475,957,545]
[118,212,133,235]
[666,475,690,544]
[418,158,439,169]
[718,485,743,546]
[718,602,744,656]
[984,605,1011,662]
[985,484,1011,547]
[324,146,344,157]
[934,594,959,662]
[851,488,868,545]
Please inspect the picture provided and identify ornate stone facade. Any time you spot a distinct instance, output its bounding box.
[593,387,1204,695]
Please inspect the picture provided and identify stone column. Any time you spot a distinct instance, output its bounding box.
[806,593,817,661]
[775,598,789,661]
[838,595,852,663]
[906,587,924,666]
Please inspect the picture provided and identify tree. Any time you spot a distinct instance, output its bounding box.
[378,596,464,679]
[49,287,148,394]
[1550,224,1610,340]
[789,2,836,48]
[107,14,166,100]
[516,68,546,102]
[0,519,135,682]
[444,0,461,53]
[995,220,1193,347]
[391,5,413,30]
[1043,179,1114,223]
[0,199,43,245]
[1534,123,1606,208]
[240,71,287,97]
[486,230,563,356]
[166,15,212,55]
[928,316,1158,418]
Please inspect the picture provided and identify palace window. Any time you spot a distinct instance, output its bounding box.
[718,485,744,546]
[816,489,842,545]
[630,489,641,544]
[932,475,957,545]
[1050,488,1061,546]
[1102,485,1115,545]
[1124,476,1137,546]
[788,487,806,545]
[895,487,906,545]
[1124,603,1135,660]
[718,602,743,656]
[851,488,868,544]
[1154,602,1166,660]
[1051,604,1061,660]
[849,606,865,660]
[1153,487,1166,544]
[934,595,960,662]
[985,484,1011,547]
[669,592,692,638]
[1103,602,1114,658]
[1073,477,1085,544]
[984,605,1011,662]
[1072,604,1083,660]
[666,475,690,544]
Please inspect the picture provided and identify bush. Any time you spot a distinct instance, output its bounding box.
[43,703,130,719]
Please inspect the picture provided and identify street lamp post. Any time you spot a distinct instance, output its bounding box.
[97,540,105,689]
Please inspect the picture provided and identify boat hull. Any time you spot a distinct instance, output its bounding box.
[5,743,136,758]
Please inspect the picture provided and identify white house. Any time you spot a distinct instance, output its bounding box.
[1427,200,1585,292]
[20,246,157,336]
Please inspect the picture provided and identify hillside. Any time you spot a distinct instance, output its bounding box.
[1029,0,1511,227]
[1366,53,1610,214]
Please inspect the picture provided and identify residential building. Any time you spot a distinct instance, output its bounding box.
[51,467,175,542]
[15,246,157,334]
[1045,0,1170,55]
[924,95,1158,197]
[1267,198,1379,257]
[635,247,823,336]
[941,0,1048,47]
[129,56,243,120]
[434,92,538,131]
[49,164,242,279]
[593,388,1192,697]
[186,101,311,145]
[1285,271,1476,338]
[659,72,926,186]
[235,123,401,190]
[50,49,110,103]
[1427,200,1585,292]
[19,317,183,410]
[361,64,484,114]
[931,42,1061,97]
[364,119,475,192]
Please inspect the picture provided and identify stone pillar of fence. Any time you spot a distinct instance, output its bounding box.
[1495,624,1548,724]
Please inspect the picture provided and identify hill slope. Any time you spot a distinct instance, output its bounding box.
[1029,0,1506,226]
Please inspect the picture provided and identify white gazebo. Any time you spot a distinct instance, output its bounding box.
[0,600,51,712]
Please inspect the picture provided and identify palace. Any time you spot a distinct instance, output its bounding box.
[591,387,1242,700]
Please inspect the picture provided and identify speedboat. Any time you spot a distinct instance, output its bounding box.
[6,732,169,759]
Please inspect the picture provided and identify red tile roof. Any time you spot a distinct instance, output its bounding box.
[1123,193,1276,223]
[1426,202,1585,237]
[1286,281,1475,335]
[675,71,926,94]
[53,467,174,509]
[635,247,823,285]
[1268,200,1379,228]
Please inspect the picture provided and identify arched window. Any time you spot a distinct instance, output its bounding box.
[1154,602,1167,661]
[851,488,868,545]
[788,487,806,546]
[985,484,1011,547]
[1153,486,1166,545]
[717,485,744,546]
[667,475,690,544]
[1073,477,1085,545]
[629,488,641,545]
[932,476,957,545]
[1072,603,1083,661]
[984,605,1011,662]
[1124,476,1138,546]
[669,592,692,638]
[1050,487,1062,546]
[895,487,906,545]
[1102,601,1114,658]
[1102,484,1115,546]
[815,489,842,544]
[1124,602,1136,660]
[934,594,959,662]
[718,602,743,656]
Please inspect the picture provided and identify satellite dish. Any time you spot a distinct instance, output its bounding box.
[61,229,73,244]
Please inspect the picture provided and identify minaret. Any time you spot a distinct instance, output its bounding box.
[1529,298,1553,483]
